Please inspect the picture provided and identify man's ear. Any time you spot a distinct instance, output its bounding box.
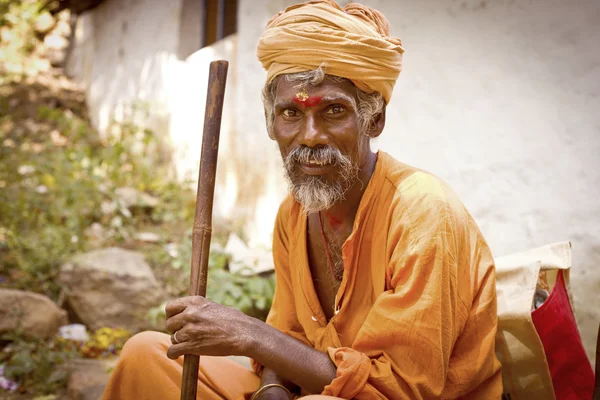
[366,106,386,138]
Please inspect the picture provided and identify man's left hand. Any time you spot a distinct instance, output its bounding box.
[165,296,254,359]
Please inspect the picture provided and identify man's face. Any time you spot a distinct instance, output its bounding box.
[271,77,371,213]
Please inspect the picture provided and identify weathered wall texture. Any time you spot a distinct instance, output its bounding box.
[67,0,599,362]
[168,36,239,220]
[237,0,600,362]
[66,0,184,136]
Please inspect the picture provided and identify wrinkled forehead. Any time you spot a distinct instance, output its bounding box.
[273,75,359,104]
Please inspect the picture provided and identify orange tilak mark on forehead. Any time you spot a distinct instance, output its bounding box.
[293,88,322,107]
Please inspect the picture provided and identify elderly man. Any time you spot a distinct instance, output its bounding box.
[102,1,502,399]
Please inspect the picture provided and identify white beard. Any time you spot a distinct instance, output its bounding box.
[290,176,345,213]
[283,146,359,214]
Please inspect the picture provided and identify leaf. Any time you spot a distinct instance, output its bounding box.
[210,291,224,304]
[222,282,243,299]
[237,296,253,311]
[7,349,35,376]
[172,259,183,270]
[246,277,264,294]
[255,297,267,310]
[119,206,132,218]
[223,294,236,308]
[46,368,67,384]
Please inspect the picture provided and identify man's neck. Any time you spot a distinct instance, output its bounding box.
[320,151,378,232]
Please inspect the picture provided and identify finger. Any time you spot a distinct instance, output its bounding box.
[170,329,185,345]
[165,311,186,334]
[167,342,191,360]
[165,296,208,318]
[165,297,191,318]
[166,301,206,333]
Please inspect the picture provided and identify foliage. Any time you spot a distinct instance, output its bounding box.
[207,252,275,320]
[148,238,276,326]
[0,327,132,394]
[0,330,79,394]
[79,327,131,359]
[0,1,277,396]
[0,0,52,78]
[0,75,276,377]
[0,89,190,300]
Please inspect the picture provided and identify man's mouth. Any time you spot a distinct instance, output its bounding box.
[305,159,329,166]
[299,159,333,175]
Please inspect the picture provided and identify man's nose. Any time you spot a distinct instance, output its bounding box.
[298,115,328,147]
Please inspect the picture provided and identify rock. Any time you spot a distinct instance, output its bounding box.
[67,358,117,400]
[59,324,90,342]
[84,222,107,246]
[224,233,274,276]
[115,187,159,209]
[75,385,106,400]
[59,248,166,332]
[0,289,67,339]
[100,201,117,215]
[135,232,161,243]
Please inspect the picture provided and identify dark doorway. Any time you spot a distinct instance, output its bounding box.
[178,0,238,59]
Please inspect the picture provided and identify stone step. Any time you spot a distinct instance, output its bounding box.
[66,358,118,400]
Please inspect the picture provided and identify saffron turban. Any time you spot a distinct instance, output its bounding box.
[256,0,404,103]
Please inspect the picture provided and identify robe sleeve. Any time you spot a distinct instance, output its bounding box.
[251,199,311,377]
[321,182,500,399]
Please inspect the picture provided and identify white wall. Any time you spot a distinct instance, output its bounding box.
[168,36,239,220]
[66,0,183,137]
[237,0,600,362]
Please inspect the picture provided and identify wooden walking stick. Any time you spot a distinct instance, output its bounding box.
[180,60,229,400]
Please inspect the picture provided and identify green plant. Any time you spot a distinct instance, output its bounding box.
[0,330,79,394]
[0,0,51,79]
[147,240,276,326]
[0,90,189,300]
[0,3,276,397]
[207,253,275,320]
[0,326,133,395]
[79,327,132,359]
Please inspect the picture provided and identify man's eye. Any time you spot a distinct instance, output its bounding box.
[282,109,298,117]
[326,105,346,115]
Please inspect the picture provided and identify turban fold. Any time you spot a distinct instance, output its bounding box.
[256,0,404,103]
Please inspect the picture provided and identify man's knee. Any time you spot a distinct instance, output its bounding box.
[120,330,170,361]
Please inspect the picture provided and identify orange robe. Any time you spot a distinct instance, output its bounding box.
[101,331,341,399]
[102,151,502,399]
[252,151,502,399]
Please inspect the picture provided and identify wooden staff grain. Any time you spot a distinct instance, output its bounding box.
[180,60,228,400]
